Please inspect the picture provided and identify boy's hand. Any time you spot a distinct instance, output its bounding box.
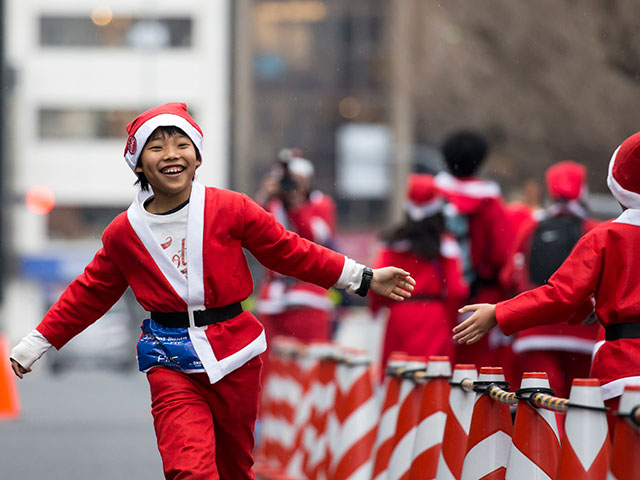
[10,358,31,379]
[370,267,415,301]
[453,304,497,344]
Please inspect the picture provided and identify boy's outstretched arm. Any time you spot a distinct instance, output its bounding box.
[370,267,415,301]
[453,303,497,344]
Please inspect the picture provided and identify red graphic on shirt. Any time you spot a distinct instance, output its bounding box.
[172,239,187,271]
[160,237,172,249]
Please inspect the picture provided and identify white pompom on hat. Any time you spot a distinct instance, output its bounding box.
[124,102,203,172]
[404,173,445,221]
[607,131,640,209]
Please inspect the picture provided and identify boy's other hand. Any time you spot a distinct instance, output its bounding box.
[371,267,415,302]
[452,303,497,344]
[10,358,31,379]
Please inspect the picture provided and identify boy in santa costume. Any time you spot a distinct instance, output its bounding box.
[8,103,415,480]
[500,160,601,400]
[454,131,640,431]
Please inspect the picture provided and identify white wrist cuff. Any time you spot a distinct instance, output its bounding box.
[334,257,366,294]
[10,329,52,370]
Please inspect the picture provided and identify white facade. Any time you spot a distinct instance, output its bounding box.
[2,0,231,344]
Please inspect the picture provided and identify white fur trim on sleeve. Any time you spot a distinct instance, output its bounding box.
[334,257,365,294]
[10,329,52,370]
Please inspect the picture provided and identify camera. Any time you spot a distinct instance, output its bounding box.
[277,148,301,195]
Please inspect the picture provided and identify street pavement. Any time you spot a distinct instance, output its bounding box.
[0,366,164,479]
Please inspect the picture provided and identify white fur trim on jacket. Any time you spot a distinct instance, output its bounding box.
[435,171,501,198]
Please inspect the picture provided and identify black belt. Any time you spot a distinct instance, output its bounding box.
[605,322,640,341]
[151,303,243,328]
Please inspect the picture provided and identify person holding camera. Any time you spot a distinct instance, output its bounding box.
[255,149,338,375]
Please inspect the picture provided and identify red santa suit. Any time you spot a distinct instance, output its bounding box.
[500,161,601,398]
[435,171,515,376]
[496,133,640,421]
[14,103,366,480]
[370,174,469,375]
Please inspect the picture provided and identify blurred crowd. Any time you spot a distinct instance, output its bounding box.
[254,131,602,404]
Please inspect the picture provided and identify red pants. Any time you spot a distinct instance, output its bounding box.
[146,356,262,480]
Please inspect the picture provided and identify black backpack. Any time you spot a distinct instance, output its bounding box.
[529,214,583,284]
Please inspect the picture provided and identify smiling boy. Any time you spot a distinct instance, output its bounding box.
[9,103,415,479]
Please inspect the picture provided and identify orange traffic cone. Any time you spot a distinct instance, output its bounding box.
[435,364,477,480]
[460,366,513,480]
[556,378,610,480]
[387,356,428,480]
[371,352,409,480]
[608,383,640,480]
[505,372,560,479]
[0,334,21,420]
[409,355,451,479]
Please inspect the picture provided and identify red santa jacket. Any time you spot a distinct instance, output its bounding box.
[36,182,346,383]
[258,191,338,314]
[435,172,514,301]
[369,234,468,318]
[496,209,640,399]
[500,206,601,354]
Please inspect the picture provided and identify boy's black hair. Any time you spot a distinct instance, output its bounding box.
[135,126,201,191]
[441,130,489,178]
[381,212,446,260]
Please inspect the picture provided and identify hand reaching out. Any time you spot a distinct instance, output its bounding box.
[452,303,497,344]
[10,358,31,379]
[370,267,415,301]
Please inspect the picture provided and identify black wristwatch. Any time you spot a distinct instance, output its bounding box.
[355,267,373,297]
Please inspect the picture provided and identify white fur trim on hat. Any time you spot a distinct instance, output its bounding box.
[607,146,640,209]
[124,114,204,172]
[288,157,314,178]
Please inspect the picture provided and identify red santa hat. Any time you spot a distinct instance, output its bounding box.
[607,131,640,209]
[123,102,203,172]
[545,160,587,201]
[404,174,445,221]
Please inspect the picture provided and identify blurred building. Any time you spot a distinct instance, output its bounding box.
[232,0,407,229]
[1,0,231,346]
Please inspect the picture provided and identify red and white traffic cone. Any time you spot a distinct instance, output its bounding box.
[460,366,513,480]
[409,355,451,479]
[556,378,610,480]
[330,348,378,480]
[371,352,409,480]
[435,364,477,480]
[608,383,640,480]
[505,372,560,479]
[302,344,339,480]
[256,341,287,471]
[387,356,428,480]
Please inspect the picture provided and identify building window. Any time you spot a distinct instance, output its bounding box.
[39,108,140,139]
[39,16,192,48]
[47,206,126,240]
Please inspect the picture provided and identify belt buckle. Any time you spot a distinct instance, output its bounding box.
[187,305,206,329]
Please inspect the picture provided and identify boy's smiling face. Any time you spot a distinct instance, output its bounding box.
[136,129,201,212]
